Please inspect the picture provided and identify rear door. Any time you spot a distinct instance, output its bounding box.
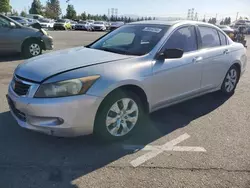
[197,26,231,90]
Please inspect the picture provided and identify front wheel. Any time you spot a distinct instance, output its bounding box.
[94,90,144,141]
[221,65,240,95]
[22,39,42,58]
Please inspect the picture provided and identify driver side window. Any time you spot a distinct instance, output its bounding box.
[0,17,10,28]
[103,33,135,47]
[163,26,198,53]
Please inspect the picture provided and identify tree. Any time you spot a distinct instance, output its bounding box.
[144,17,148,21]
[228,17,231,25]
[80,12,87,20]
[148,17,152,20]
[137,17,140,21]
[45,0,61,19]
[29,0,43,15]
[0,0,11,14]
[20,10,27,17]
[202,18,206,22]
[128,17,131,23]
[153,17,156,20]
[11,9,19,16]
[102,14,108,21]
[220,19,224,25]
[65,4,76,19]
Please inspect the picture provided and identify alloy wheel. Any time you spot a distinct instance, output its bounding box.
[106,98,139,137]
[29,43,41,56]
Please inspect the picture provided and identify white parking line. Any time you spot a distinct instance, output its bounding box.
[123,133,206,167]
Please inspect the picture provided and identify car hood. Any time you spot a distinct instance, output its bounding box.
[15,47,133,82]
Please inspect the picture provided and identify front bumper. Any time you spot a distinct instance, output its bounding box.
[42,35,53,50]
[7,83,103,137]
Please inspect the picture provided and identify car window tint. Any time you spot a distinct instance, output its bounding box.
[0,17,10,28]
[164,26,197,53]
[199,26,220,48]
[103,33,135,47]
[218,31,227,46]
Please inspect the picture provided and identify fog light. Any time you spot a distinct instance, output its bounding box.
[27,116,64,127]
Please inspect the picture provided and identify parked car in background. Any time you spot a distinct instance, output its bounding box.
[9,16,29,26]
[218,25,236,39]
[91,21,107,31]
[7,20,247,140]
[53,19,71,30]
[38,18,54,29]
[70,20,77,30]
[27,14,44,20]
[75,21,92,31]
[0,14,53,58]
[110,21,125,31]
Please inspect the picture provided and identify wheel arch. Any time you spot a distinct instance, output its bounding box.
[21,37,44,52]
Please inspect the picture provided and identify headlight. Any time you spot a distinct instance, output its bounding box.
[34,75,100,98]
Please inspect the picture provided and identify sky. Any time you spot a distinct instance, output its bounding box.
[10,0,250,20]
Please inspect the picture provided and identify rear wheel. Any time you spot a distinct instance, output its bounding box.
[22,39,42,58]
[94,90,144,141]
[221,65,240,95]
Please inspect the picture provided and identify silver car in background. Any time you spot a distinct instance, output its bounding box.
[0,14,53,58]
[7,21,247,140]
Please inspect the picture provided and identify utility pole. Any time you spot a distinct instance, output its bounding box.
[236,12,239,21]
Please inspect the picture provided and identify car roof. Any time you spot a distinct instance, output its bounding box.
[128,20,217,27]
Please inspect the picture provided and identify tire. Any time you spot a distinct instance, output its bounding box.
[21,39,42,59]
[94,90,145,141]
[221,65,240,95]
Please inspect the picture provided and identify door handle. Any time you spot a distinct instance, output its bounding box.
[223,49,230,54]
[192,56,203,63]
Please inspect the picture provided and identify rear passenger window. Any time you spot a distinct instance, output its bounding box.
[218,32,227,46]
[199,27,220,48]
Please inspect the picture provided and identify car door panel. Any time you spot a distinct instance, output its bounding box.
[151,51,203,110]
[197,26,231,90]
[199,47,231,90]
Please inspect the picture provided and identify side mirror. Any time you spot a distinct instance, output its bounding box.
[10,22,16,28]
[157,48,184,60]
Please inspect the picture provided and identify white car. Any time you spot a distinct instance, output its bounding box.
[75,21,92,31]
[39,18,54,29]
[92,21,106,31]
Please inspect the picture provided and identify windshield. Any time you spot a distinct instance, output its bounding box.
[90,24,169,56]
[94,21,104,24]
[39,19,50,23]
[57,19,66,23]
[79,21,87,24]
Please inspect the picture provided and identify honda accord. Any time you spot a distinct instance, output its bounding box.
[7,20,247,140]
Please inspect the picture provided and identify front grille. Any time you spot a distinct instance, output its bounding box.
[7,96,26,121]
[13,78,30,96]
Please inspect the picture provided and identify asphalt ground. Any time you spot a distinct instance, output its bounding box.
[0,31,249,188]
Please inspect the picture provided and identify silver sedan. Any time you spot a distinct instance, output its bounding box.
[7,20,247,140]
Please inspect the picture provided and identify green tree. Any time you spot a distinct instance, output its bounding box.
[80,12,87,20]
[228,17,231,25]
[137,17,140,21]
[128,17,131,23]
[65,4,76,19]
[20,10,27,17]
[102,14,108,21]
[153,17,156,20]
[29,0,43,15]
[0,0,11,14]
[45,0,61,19]
[220,19,224,25]
[202,18,206,22]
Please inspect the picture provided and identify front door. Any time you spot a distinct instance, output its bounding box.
[151,25,203,110]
